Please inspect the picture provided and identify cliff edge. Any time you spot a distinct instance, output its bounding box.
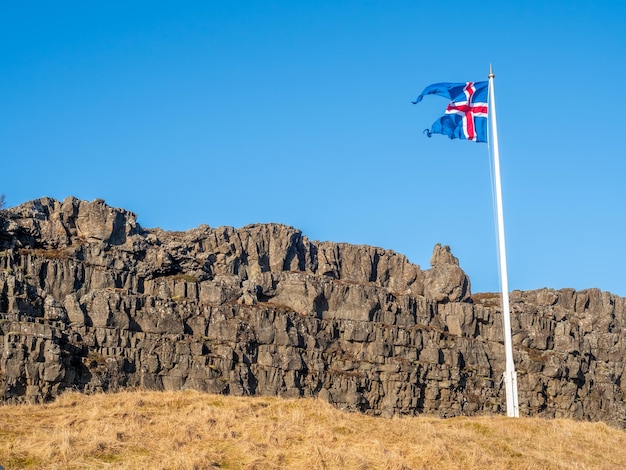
[1,197,624,427]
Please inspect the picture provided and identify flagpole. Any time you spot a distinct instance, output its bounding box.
[488,65,519,418]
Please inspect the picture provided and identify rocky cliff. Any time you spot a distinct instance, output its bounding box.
[1,197,625,427]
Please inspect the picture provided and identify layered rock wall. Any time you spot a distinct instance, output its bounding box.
[1,198,625,427]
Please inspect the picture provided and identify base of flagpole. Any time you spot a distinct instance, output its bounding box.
[504,369,519,417]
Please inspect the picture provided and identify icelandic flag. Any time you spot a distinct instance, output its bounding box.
[413,81,488,143]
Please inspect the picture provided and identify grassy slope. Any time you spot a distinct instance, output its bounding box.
[1,390,625,469]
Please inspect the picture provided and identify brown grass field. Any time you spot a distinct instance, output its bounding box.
[1,390,626,469]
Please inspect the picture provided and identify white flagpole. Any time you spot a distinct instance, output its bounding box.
[488,65,519,418]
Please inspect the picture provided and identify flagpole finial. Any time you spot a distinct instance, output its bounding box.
[488,64,495,79]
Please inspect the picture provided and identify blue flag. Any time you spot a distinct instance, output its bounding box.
[413,81,489,143]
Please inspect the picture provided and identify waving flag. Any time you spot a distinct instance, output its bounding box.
[413,81,488,143]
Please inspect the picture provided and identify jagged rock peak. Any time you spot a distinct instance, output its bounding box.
[423,243,470,303]
[1,196,139,248]
[430,243,459,267]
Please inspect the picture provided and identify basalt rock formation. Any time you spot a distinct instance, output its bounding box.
[1,197,625,427]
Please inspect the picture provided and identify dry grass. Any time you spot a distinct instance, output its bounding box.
[471,292,502,307]
[1,390,625,469]
[170,274,200,283]
[18,247,73,260]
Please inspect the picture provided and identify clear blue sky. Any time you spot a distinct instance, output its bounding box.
[2,1,625,296]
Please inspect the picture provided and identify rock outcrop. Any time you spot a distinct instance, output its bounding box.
[1,197,625,427]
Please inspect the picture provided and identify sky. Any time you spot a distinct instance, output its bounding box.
[2,1,625,297]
